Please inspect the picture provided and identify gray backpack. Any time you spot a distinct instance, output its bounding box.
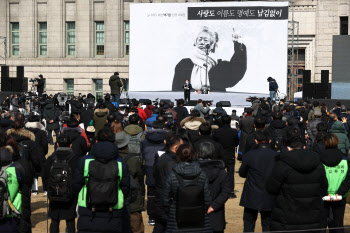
[0,163,20,219]
[126,132,143,155]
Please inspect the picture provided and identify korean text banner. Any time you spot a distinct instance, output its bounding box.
[129,2,288,94]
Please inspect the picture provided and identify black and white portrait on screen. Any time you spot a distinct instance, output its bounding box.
[172,26,247,92]
[129,2,288,94]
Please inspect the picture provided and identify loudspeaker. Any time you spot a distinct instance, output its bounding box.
[1,66,9,78]
[188,100,197,106]
[315,90,330,99]
[303,70,311,84]
[160,99,171,104]
[321,70,329,83]
[11,78,28,92]
[302,83,315,99]
[1,77,11,91]
[139,99,150,105]
[17,66,24,78]
[315,83,329,91]
[218,101,231,107]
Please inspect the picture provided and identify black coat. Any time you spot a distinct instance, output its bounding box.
[0,118,13,132]
[174,106,189,125]
[239,144,278,211]
[142,129,166,186]
[7,128,43,178]
[199,160,232,231]
[61,128,88,158]
[81,108,94,131]
[266,149,328,232]
[72,141,130,233]
[36,79,45,93]
[193,135,223,160]
[153,149,177,224]
[213,125,239,161]
[239,115,255,154]
[163,162,212,233]
[45,147,79,220]
[172,41,247,92]
[25,122,48,156]
[43,104,60,130]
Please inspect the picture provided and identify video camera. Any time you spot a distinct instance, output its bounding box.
[57,93,68,107]
[29,78,40,83]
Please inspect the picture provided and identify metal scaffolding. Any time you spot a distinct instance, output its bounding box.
[0,36,7,66]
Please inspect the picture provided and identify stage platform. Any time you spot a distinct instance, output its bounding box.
[128,91,269,116]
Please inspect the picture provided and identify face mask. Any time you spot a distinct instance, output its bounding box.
[186,81,189,84]
[128,113,132,116]
[120,110,125,115]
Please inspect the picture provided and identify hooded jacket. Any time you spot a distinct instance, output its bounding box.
[72,141,130,233]
[180,116,206,131]
[199,160,232,231]
[123,124,145,140]
[7,128,43,178]
[330,121,350,154]
[93,108,110,136]
[109,75,123,95]
[43,103,60,130]
[266,149,328,232]
[319,148,350,197]
[163,162,212,233]
[142,129,166,186]
[25,122,48,156]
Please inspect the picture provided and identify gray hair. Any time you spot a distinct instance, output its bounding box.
[198,141,215,160]
[194,26,219,53]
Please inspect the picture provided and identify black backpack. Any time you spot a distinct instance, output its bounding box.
[47,154,73,202]
[271,128,287,152]
[18,141,29,160]
[86,159,119,212]
[175,173,205,229]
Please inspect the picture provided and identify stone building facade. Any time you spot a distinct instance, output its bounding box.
[0,0,349,96]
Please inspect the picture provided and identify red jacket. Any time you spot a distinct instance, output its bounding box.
[137,108,147,122]
[62,123,89,147]
[145,105,154,119]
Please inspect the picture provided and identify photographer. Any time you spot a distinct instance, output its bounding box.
[183,79,192,104]
[36,74,45,97]
[194,99,211,118]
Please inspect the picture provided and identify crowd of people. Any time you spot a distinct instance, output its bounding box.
[0,83,350,233]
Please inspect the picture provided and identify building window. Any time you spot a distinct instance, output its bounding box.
[124,21,130,56]
[94,79,103,101]
[66,22,75,56]
[297,86,303,92]
[95,22,104,56]
[298,78,303,84]
[38,22,47,56]
[65,79,74,98]
[340,17,348,35]
[11,23,19,57]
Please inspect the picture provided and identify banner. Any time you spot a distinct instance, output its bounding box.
[129,2,288,94]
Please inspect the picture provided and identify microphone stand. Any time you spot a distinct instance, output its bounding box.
[202,46,210,94]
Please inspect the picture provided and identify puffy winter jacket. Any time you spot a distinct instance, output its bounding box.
[329,121,350,154]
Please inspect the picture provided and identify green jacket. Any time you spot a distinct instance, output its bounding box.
[119,150,145,213]
[109,75,123,94]
[329,121,350,154]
